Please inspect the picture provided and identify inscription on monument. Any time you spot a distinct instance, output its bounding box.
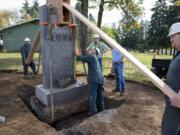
[41,26,74,89]
[55,33,72,42]
[51,27,74,88]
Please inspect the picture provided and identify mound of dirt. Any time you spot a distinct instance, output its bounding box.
[58,77,165,135]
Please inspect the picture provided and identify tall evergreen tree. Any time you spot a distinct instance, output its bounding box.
[166,0,180,55]
[20,0,39,21]
[20,0,31,20]
[30,0,39,18]
[137,20,150,52]
[147,0,169,53]
[166,0,180,27]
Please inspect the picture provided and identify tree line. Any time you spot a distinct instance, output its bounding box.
[146,0,180,55]
[0,0,39,28]
[0,0,179,55]
[75,0,179,55]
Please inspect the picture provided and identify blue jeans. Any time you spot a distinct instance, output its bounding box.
[98,58,102,70]
[88,82,104,113]
[22,60,37,76]
[113,63,126,92]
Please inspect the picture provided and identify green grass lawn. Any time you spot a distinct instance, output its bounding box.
[0,51,173,84]
[0,52,40,71]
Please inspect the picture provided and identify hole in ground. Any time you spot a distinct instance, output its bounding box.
[17,84,126,132]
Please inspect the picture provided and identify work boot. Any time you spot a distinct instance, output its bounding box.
[120,91,125,96]
[112,88,120,93]
[34,71,37,75]
[87,112,96,116]
[24,75,29,79]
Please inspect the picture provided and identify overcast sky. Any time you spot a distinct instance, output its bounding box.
[0,0,156,26]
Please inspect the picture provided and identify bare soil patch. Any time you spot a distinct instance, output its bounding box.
[0,72,165,135]
[0,72,58,135]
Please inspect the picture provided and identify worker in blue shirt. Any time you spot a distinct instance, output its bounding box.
[20,37,37,77]
[75,47,104,115]
[112,49,126,96]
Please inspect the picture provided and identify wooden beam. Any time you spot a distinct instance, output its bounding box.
[47,0,63,24]
[26,30,40,64]
[72,26,87,80]
[71,26,77,81]
[63,0,71,22]
[63,2,176,98]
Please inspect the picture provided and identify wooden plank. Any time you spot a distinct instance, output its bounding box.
[72,26,87,78]
[26,30,40,64]
[47,0,63,24]
[37,50,41,74]
[63,0,71,22]
[63,2,176,98]
[71,26,77,81]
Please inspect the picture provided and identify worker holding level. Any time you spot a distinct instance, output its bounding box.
[75,47,104,116]
[161,22,180,135]
[86,34,110,70]
[20,37,37,77]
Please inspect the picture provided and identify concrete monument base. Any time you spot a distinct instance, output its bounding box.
[36,82,88,106]
[30,96,88,123]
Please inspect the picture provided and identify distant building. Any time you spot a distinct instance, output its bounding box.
[0,18,39,51]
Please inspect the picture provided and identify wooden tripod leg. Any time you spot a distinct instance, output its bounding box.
[26,30,40,64]
[37,50,41,74]
[72,26,87,79]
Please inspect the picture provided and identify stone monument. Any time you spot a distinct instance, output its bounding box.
[36,5,87,106]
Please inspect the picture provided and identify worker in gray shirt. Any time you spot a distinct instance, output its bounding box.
[161,22,180,135]
[86,34,110,69]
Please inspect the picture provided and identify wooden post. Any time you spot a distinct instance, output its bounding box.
[37,50,41,74]
[63,0,71,22]
[63,2,176,98]
[47,0,70,23]
[71,26,77,81]
[26,30,40,64]
[71,25,87,79]
[47,0,63,24]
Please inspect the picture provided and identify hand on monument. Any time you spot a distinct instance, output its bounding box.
[74,50,80,56]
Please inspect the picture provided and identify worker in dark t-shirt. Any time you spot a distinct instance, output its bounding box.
[161,22,180,135]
